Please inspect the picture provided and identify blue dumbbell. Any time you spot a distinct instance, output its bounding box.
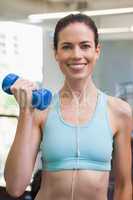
[2,73,52,110]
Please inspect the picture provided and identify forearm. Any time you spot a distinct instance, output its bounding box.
[113,184,132,200]
[4,109,38,195]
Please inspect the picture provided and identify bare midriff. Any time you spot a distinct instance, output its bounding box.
[35,170,109,200]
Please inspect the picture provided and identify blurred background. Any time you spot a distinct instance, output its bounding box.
[0,0,133,199]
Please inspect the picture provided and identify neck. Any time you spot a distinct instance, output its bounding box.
[61,77,98,103]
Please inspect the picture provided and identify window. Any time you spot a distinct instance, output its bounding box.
[0,21,43,187]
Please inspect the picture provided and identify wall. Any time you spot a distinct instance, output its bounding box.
[93,40,133,95]
[42,20,64,93]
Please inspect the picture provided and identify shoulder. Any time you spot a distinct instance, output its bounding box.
[33,92,57,129]
[107,95,132,132]
[108,95,132,118]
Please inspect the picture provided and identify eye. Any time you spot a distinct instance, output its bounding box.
[81,44,91,49]
[62,45,72,50]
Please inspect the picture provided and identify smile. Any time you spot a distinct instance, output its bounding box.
[67,63,87,70]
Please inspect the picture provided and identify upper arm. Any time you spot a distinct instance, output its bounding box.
[4,109,46,197]
[30,112,42,164]
[112,100,132,186]
[32,109,48,158]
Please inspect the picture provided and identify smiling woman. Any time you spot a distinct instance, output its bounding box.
[54,22,100,82]
[4,13,132,200]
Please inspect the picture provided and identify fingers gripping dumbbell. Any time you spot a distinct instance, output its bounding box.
[2,73,52,110]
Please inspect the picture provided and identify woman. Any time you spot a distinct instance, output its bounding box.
[4,14,132,200]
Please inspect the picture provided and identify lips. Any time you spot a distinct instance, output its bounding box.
[67,63,87,70]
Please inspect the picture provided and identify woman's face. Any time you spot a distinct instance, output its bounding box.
[55,22,100,81]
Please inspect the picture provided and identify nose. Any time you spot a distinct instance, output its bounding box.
[71,46,82,59]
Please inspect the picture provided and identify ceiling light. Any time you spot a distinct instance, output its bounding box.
[83,7,133,16]
[28,11,80,21]
[98,27,131,34]
[28,7,133,22]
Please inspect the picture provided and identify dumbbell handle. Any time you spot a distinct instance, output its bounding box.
[2,73,52,110]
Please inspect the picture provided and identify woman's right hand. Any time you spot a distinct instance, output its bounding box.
[10,78,39,110]
[4,78,43,197]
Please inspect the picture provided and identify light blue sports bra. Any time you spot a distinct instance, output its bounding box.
[40,91,113,171]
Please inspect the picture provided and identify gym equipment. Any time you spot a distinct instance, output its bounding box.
[2,73,52,110]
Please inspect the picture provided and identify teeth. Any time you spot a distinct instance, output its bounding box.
[68,64,86,70]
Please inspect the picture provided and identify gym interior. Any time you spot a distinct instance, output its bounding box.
[0,0,133,200]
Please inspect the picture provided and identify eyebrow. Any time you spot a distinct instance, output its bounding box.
[80,41,92,44]
[60,41,92,45]
[60,42,72,46]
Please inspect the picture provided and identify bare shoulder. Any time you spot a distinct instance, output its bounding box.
[108,95,132,131]
[108,96,132,117]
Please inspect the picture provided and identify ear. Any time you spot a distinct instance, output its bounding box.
[95,43,101,60]
[54,50,59,61]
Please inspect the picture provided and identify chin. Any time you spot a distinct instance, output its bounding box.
[68,73,90,81]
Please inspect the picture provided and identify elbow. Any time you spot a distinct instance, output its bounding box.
[4,171,30,198]
[4,176,26,198]
[114,180,132,199]
[6,186,25,198]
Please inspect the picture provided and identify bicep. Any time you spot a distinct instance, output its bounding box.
[30,112,44,165]
[31,109,48,162]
